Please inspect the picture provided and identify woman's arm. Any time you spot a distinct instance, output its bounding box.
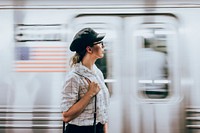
[62,81,100,123]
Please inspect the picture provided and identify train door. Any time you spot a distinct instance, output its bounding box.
[123,15,184,133]
[69,15,124,133]
[70,14,183,133]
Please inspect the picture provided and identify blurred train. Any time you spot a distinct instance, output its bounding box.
[1,0,200,133]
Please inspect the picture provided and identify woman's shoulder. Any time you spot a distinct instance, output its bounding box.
[94,65,104,80]
[64,70,80,81]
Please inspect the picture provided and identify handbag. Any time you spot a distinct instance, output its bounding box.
[62,73,97,133]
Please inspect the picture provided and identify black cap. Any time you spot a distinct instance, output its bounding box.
[70,28,105,53]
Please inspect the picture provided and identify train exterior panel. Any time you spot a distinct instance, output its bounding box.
[1,0,200,133]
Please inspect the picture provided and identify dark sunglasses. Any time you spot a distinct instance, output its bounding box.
[93,41,104,46]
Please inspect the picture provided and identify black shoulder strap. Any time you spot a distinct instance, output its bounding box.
[93,96,97,133]
[63,121,65,133]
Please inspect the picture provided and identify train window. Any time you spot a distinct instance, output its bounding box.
[136,22,178,100]
[15,24,67,42]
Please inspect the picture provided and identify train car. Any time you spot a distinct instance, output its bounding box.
[0,0,200,133]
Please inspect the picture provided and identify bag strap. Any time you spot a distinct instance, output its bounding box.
[94,95,97,133]
[85,78,97,133]
[63,121,65,133]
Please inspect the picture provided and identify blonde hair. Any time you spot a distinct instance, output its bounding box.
[70,53,80,67]
[70,50,86,67]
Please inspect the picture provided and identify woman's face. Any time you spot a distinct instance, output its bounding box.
[91,41,105,59]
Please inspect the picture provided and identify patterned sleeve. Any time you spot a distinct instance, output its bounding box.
[60,73,79,112]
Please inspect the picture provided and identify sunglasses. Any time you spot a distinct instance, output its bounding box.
[93,41,104,46]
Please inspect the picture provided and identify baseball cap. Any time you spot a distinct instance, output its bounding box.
[70,28,105,53]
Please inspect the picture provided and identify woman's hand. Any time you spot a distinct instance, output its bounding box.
[86,79,100,98]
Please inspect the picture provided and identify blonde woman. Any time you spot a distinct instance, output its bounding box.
[61,28,110,133]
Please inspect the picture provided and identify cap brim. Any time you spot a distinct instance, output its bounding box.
[95,33,105,42]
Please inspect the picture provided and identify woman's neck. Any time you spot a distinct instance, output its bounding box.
[81,55,96,70]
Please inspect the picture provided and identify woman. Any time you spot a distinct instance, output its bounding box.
[61,28,110,133]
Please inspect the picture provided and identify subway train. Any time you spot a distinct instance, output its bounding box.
[1,0,200,133]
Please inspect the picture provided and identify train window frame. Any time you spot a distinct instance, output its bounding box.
[130,16,181,103]
[136,24,170,99]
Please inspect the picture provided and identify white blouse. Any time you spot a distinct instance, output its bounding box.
[61,62,110,126]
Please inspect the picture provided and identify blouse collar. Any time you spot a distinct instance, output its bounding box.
[73,62,97,78]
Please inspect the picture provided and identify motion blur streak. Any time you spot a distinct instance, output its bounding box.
[1,0,200,133]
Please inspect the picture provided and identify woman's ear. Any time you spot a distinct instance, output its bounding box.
[86,46,93,53]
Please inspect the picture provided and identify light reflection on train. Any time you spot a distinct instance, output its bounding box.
[1,1,200,133]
